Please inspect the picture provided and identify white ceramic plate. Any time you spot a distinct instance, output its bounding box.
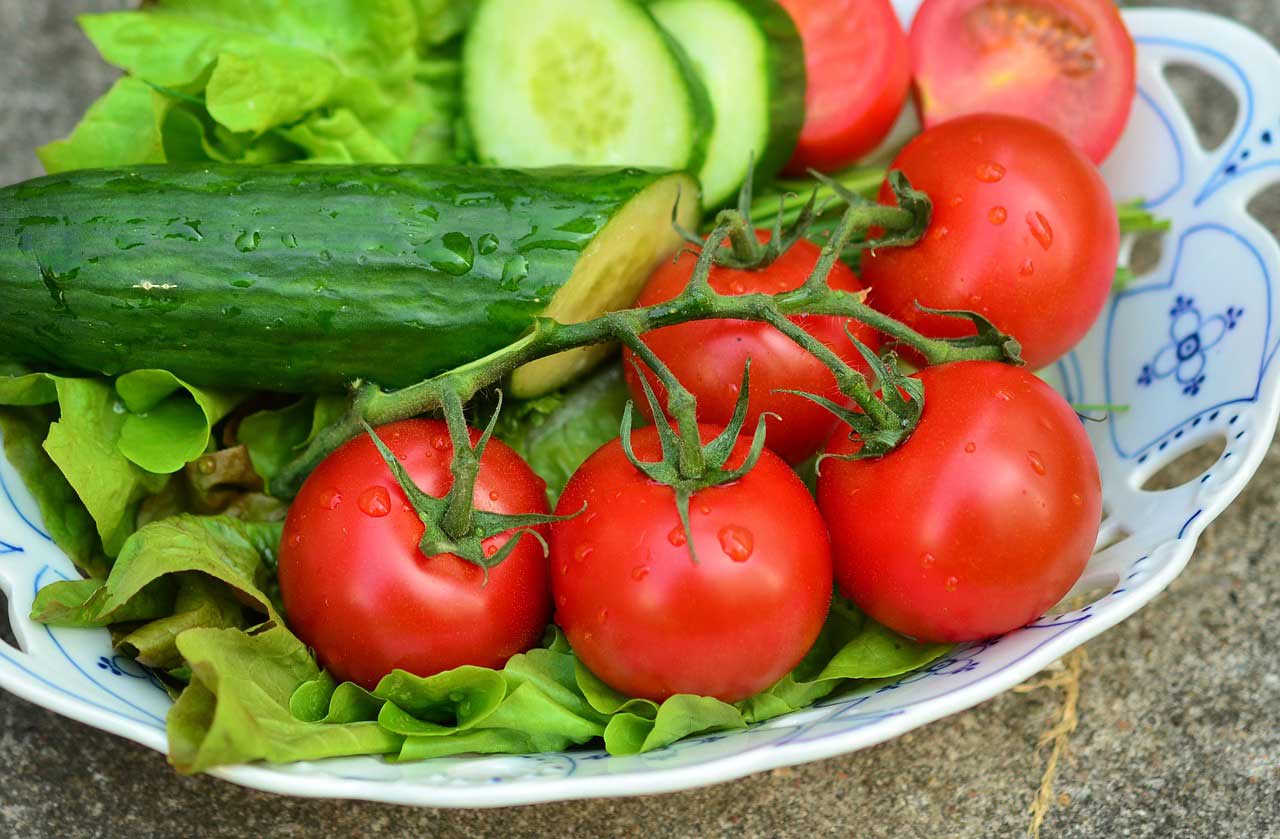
[1,4,1278,809]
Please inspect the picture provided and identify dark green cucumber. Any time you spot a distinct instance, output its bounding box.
[0,163,698,395]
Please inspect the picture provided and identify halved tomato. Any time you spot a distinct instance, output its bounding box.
[779,0,912,174]
[909,0,1136,163]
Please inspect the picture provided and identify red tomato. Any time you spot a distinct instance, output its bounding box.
[909,0,1136,164]
[860,114,1119,370]
[550,425,832,702]
[779,0,911,173]
[623,233,880,464]
[818,362,1101,642]
[279,419,552,690]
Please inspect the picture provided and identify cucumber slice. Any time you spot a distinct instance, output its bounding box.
[649,0,805,207]
[511,172,701,397]
[464,0,713,173]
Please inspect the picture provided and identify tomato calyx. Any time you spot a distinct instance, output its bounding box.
[361,391,574,581]
[782,333,926,461]
[619,355,771,564]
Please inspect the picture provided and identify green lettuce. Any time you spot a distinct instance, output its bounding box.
[41,0,463,174]
[0,370,249,559]
[496,364,633,502]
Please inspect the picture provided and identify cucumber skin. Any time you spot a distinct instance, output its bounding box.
[750,0,806,188]
[0,163,678,392]
[647,0,805,200]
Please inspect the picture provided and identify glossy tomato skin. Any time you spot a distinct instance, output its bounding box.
[860,114,1119,370]
[818,362,1101,643]
[623,233,880,464]
[279,419,552,690]
[909,0,1136,164]
[779,0,911,173]
[550,425,832,703]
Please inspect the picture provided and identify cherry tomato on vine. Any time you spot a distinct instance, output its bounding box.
[279,419,552,690]
[860,114,1119,371]
[909,0,1136,164]
[818,361,1101,643]
[550,425,832,703]
[623,232,880,464]
[778,0,911,173]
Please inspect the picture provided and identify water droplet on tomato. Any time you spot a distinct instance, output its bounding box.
[289,533,303,548]
[964,442,977,453]
[488,490,499,501]
[583,631,594,642]
[921,553,936,568]
[574,545,594,563]
[432,435,448,450]
[995,390,1013,402]
[718,525,754,562]
[988,206,1007,225]
[1071,492,1084,506]
[932,225,950,242]
[556,594,567,608]
[1027,451,1047,475]
[485,543,498,557]
[1026,211,1054,250]
[667,526,687,547]
[945,576,959,592]
[319,489,342,510]
[950,195,965,208]
[729,279,746,294]
[631,565,650,581]
[700,504,711,515]
[597,608,609,625]
[1019,258,1035,277]
[976,162,1006,183]
[358,486,391,517]
[401,504,413,514]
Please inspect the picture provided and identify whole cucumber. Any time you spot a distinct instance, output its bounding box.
[0,163,696,393]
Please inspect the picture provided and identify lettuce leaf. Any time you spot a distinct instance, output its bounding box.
[496,364,632,502]
[0,406,108,577]
[37,78,172,175]
[45,0,461,174]
[168,624,403,773]
[0,370,251,556]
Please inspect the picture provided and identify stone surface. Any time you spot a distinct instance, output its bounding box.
[0,1,1277,836]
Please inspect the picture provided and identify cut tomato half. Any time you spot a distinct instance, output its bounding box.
[909,0,1136,163]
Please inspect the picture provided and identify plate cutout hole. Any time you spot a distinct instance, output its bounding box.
[1163,63,1239,152]
[1045,572,1122,616]
[0,587,21,654]
[1248,182,1280,230]
[1141,434,1227,492]
[1126,229,1166,279]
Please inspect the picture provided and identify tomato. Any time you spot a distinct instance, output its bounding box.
[279,419,552,690]
[779,0,911,173]
[909,0,1136,164]
[860,114,1119,371]
[623,233,880,464]
[818,361,1101,642]
[550,425,832,702]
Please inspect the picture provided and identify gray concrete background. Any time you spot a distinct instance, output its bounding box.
[1,1,1277,836]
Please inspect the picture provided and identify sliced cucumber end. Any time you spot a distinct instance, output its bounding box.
[509,172,700,398]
